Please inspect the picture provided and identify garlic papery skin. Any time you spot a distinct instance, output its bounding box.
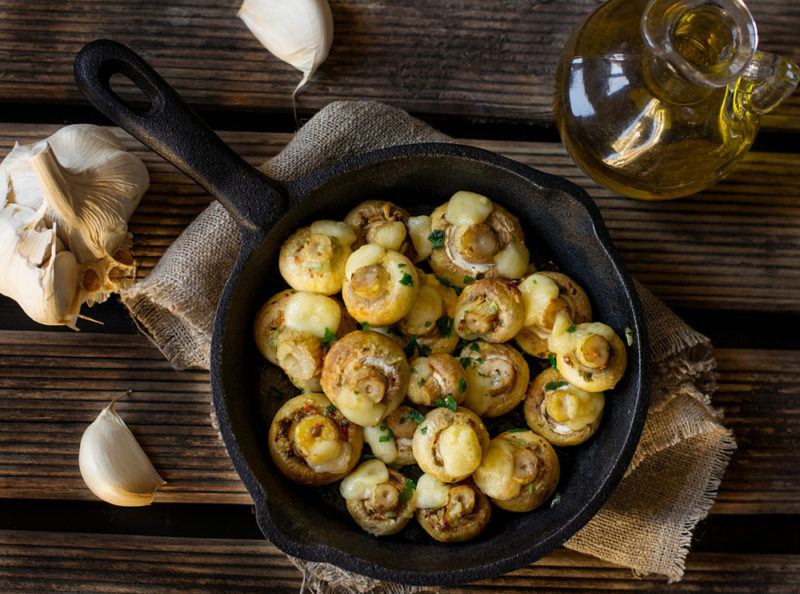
[0,125,149,327]
[79,403,166,507]
[239,0,334,94]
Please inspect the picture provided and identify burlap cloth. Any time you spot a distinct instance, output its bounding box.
[122,101,735,590]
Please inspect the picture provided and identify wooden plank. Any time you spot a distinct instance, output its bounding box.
[1,530,799,593]
[0,0,797,131]
[0,330,796,513]
[1,124,799,313]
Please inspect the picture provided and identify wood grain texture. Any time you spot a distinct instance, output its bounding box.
[0,329,796,513]
[2,124,799,313]
[2,530,799,593]
[0,0,797,130]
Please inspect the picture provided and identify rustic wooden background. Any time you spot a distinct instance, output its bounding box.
[1,0,799,591]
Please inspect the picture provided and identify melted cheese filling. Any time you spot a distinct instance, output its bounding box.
[291,415,351,473]
[444,191,493,226]
[367,220,407,252]
[494,242,529,279]
[310,219,356,246]
[283,292,341,338]
[545,386,604,432]
[520,273,560,327]
[403,285,444,334]
[340,459,389,501]
[416,473,450,509]
[408,215,432,261]
[437,425,482,478]
[345,244,386,279]
[473,437,519,500]
[364,425,398,464]
[337,388,386,427]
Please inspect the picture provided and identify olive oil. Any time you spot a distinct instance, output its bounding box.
[554,0,798,200]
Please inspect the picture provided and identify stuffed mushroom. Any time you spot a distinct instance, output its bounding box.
[320,330,410,427]
[516,272,592,358]
[363,404,422,467]
[473,430,559,512]
[415,475,491,542]
[548,311,628,392]
[407,353,467,407]
[340,460,417,535]
[397,273,459,355]
[454,278,525,343]
[525,368,605,446]
[279,220,356,294]
[268,393,363,486]
[429,191,529,288]
[342,244,419,326]
[412,407,490,483]
[253,290,355,391]
[459,341,529,418]
[345,200,422,262]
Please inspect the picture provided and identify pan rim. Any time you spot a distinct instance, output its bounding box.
[211,142,650,586]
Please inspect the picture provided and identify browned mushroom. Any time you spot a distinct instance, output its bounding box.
[459,341,530,418]
[342,244,419,326]
[279,220,356,294]
[548,310,628,392]
[412,407,490,483]
[397,272,459,355]
[320,331,410,427]
[415,476,491,542]
[253,290,351,391]
[473,430,559,512]
[345,200,419,261]
[515,272,592,358]
[407,353,467,407]
[429,191,529,288]
[525,368,605,446]
[454,278,525,343]
[363,404,422,467]
[268,393,363,486]
[340,460,416,535]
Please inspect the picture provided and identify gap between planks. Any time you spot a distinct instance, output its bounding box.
[0,330,797,514]
[0,124,799,313]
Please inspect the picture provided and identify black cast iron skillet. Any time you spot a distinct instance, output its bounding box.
[74,40,649,586]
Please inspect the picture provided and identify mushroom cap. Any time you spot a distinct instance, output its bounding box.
[268,393,363,486]
[429,198,526,288]
[320,330,410,427]
[345,467,416,536]
[459,341,530,418]
[473,430,559,512]
[384,404,422,467]
[412,406,490,483]
[345,200,416,261]
[454,278,525,343]
[399,273,459,355]
[253,289,295,365]
[279,222,355,295]
[416,479,491,543]
[516,271,592,358]
[407,353,468,407]
[525,368,604,446]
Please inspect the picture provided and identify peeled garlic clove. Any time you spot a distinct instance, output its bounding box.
[238,0,334,94]
[79,403,165,507]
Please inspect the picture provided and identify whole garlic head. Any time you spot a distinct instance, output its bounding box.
[0,125,149,328]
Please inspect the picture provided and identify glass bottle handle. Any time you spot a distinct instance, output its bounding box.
[740,51,800,114]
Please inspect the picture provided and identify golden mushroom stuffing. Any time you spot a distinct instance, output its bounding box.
[253,192,630,542]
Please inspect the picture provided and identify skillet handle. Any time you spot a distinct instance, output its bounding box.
[74,39,286,233]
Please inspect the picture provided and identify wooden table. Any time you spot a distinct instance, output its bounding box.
[1,1,799,591]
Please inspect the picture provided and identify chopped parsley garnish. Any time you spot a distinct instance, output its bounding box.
[322,327,337,344]
[399,478,416,504]
[420,425,428,435]
[417,377,426,387]
[398,262,406,268]
[463,275,475,285]
[436,275,462,295]
[459,356,473,369]
[528,483,537,495]
[625,327,634,346]
[403,336,419,358]
[469,342,480,352]
[433,394,458,412]
[427,230,445,249]
[386,325,403,337]
[424,320,432,327]
[544,380,569,391]
[402,409,425,424]
[418,344,432,357]
[506,427,529,433]
[547,352,558,369]
[399,273,414,287]
[410,366,418,374]
[358,321,370,332]
[378,424,394,442]
[435,316,453,338]
[324,404,338,417]
[566,324,577,333]
[582,370,594,382]
[458,377,467,393]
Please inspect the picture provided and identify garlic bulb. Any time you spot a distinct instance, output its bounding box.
[0,125,148,328]
[239,0,334,94]
[79,403,165,507]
